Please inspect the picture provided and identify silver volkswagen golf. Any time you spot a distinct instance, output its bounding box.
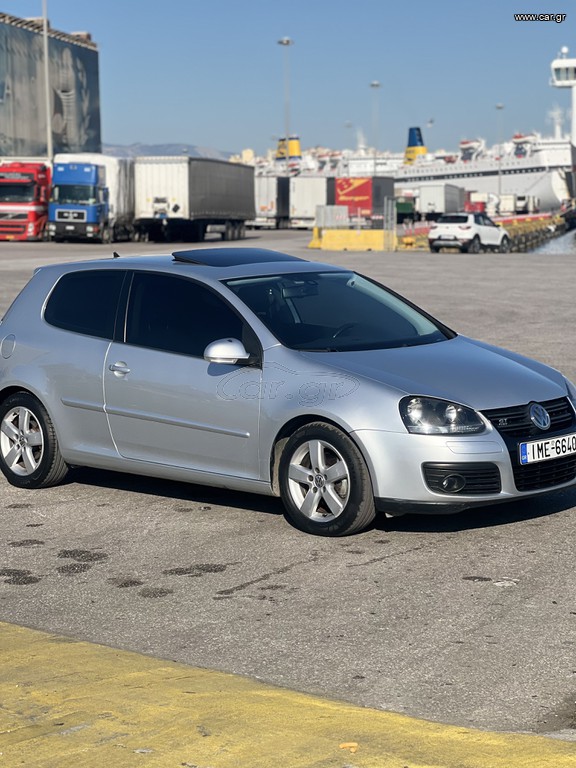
[1,248,576,536]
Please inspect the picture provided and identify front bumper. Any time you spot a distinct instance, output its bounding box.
[48,222,103,239]
[353,425,576,514]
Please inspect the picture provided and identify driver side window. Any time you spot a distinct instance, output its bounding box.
[125,272,249,357]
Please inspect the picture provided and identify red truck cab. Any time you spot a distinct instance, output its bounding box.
[0,161,51,241]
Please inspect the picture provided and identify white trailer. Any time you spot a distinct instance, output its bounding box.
[53,152,134,240]
[289,177,329,228]
[417,183,465,217]
[133,156,255,242]
[248,175,290,229]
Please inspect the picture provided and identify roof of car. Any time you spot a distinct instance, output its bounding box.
[37,248,347,282]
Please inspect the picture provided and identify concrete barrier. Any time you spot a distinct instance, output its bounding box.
[308,228,397,251]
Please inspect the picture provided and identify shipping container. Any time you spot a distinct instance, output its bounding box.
[288,177,335,229]
[417,184,466,218]
[335,177,394,222]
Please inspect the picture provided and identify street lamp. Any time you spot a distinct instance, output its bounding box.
[370,80,381,174]
[278,37,294,174]
[42,0,53,158]
[496,102,504,204]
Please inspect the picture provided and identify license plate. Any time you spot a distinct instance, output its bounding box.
[65,225,75,230]
[519,432,576,465]
[439,235,455,240]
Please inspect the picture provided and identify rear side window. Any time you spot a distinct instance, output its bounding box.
[44,270,125,339]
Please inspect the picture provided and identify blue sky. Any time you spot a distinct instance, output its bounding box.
[3,0,574,154]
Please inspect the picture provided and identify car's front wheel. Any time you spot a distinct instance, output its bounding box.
[0,392,69,489]
[498,236,511,253]
[279,422,375,536]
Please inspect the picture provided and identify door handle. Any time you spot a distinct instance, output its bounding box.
[109,362,130,375]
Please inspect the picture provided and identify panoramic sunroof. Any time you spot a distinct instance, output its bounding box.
[172,248,306,267]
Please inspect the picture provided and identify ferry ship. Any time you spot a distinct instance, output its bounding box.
[255,48,576,212]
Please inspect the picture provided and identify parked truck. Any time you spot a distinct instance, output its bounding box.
[289,176,335,228]
[417,183,465,219]
[248,175,290,229]
[48,153,134,243]
[0,161,51,241]
[133,156,255,242]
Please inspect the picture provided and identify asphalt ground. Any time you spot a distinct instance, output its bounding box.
[1,230,576,766]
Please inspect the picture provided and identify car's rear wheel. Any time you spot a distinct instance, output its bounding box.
[279,422,375,536]
[466,236,481,253]
[0,392,68,489]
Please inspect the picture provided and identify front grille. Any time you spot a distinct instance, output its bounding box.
[482,397,576,492]
[482,397,575,438]
[0,212,27,220]
[423,463,501,495]
[56,209,86,222]
[514,454,576,491]
[0,223,26,235]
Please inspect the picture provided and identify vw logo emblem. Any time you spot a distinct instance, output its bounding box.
[529,402,551,431]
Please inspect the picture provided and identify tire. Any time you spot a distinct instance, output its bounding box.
[466,236,481,254]
[430,246,440,253]
[498,236,510,253]
[223,221,234,241]
[0,392,68,489]
[278,422,375,536]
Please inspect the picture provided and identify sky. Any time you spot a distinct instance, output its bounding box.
[2,0,574,155]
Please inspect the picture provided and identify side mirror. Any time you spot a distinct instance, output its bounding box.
[204,338,251,365]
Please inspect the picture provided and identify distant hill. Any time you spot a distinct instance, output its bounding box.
[102,143,233,160]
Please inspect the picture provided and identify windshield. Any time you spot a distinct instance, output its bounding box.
[0,182,35,202]
[225,271,454,351]
[51,184,98,205]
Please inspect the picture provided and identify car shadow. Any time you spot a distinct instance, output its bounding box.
[68,467,285,517]
[377,487,576,533]
[69,467,576,536]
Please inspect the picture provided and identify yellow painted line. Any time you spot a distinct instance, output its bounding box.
[0,622,575,767]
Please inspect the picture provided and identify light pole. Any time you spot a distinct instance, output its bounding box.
[370,80,381,174]
[277,37,294,174]
[42,0,53,159]
[496,102,504,204]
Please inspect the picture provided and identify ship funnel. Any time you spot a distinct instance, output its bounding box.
[404,127,427,164]
[275,135,302,162]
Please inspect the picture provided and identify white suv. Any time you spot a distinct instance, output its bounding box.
[428,213,511,253]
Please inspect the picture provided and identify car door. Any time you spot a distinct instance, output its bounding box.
[477,214,501,247]
[104,271,262,479]
[42,268,127,457]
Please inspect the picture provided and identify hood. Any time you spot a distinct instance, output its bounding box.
[300,336,567,410]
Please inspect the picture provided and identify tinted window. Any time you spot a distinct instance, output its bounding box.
[125,272,250,357]
[438,214,469,224]
[226,271,452,352]
[44,270,125,339]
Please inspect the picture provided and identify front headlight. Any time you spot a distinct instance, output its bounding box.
[565,377,576,404]
[399,396,486,435]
